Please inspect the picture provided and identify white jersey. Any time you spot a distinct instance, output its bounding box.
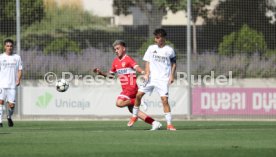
[0,53,23,88]
[143,44,176,81]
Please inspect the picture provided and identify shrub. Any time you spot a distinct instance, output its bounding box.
[23,6,108,35]
[20,5,146,52]
[0,35,6,51]
[218,24,267,55]
[0,0,44,35]
[44,37,81,55]
[264,49,276,57]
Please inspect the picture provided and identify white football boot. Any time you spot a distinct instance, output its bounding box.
[150,121,162,131]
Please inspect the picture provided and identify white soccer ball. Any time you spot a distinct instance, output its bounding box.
[55,79,69,92]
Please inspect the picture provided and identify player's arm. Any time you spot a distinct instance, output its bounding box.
[169,57,176,84]
[142,46,151,81]
[16,56,23,86]
[16,70,22,86]
[143,61,150,81]
[93,68,115,79]
[134,65,145,75]
[128,56,145,75]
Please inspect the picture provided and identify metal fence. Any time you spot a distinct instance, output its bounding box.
[0,0,276,119]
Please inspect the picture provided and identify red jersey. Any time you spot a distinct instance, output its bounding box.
[110,55,138,92]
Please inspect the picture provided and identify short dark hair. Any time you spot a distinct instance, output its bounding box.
[112,40,126,47]
[4,39,14,45]
[153,28,167,37]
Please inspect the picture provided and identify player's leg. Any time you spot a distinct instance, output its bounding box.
[134,91,144,108]
[133,91,145,115]
[116,92,152,126]
[116,91,136,108]
[125,93,143,127]
[160,96,175,130]
[116,99,130,108]
[138,110,162,130]
[7,102,14,127]
[127,105,161,130]
[130,84,154,117]
[0,88,6,127]
[123,93,160,128]
[156,82,176,131]
[127,91,145,127]
[6,88,16,127]
[116,98,136,108]
[117,95,158,128]
[128,83,155,127]
[0,100,4,127]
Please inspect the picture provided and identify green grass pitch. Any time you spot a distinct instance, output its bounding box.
[0,120,276,157]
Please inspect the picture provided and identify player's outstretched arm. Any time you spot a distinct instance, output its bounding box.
[134,65,145,75]
[93,68,114,79]
[134,65,149,83]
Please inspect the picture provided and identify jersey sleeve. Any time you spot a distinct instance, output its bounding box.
[143,46,151,62]
[169,48,176,63]
[128,56,138,69]
[169,48,176,59]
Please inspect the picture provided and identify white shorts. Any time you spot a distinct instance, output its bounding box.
[138,79,169,97]
[0,88,16,104]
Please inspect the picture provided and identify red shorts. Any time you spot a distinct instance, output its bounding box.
[117,89,138,101]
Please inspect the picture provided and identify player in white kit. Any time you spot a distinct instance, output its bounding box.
[128,28,177,131]
[0,39,23,127]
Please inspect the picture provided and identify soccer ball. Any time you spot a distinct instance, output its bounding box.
[56,79,69,92]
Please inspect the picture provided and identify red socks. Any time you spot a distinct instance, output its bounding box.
[144,116,154,125]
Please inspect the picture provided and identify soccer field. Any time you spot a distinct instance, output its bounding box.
[0,121,276,157]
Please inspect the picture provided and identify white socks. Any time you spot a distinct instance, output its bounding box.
[132,106,139,117]
[165,112,172,125]
[0,105,3,123]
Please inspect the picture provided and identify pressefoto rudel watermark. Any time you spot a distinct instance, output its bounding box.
[176,71,232,86]
[44,71,232,86]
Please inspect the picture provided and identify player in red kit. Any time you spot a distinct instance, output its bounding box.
[94,40,162,130]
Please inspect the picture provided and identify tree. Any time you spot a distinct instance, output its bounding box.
[0,0,45,35]
[113,0,186,37]
[190,0,211,54]
[113,0,211,53]
[218,24,267,55]
[205,0,276,49]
